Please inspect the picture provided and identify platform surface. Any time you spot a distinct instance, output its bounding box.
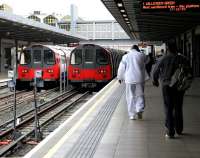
[25,78,200,158]
[93,79,200,158]
[0,72,11,87]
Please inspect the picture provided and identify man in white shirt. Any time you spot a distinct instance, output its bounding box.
[117,45,148,120]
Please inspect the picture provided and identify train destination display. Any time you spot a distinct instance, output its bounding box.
[142,0,200,12]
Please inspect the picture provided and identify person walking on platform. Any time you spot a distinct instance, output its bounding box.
[152,40,192,138]
[117,45,148,120]
[145,52,155,76]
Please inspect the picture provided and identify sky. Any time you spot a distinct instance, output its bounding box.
[1,0,114,20]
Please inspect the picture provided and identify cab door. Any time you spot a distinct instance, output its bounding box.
[82,45,96,81]
[32,46,43,69]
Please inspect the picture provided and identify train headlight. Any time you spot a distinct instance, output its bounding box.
[47,69,54,73]
[98,69,106,74]
[73,69,80,74]
[22,69,28,73]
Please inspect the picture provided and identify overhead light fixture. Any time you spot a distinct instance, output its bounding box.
[126,21,130,24]
[120,9,125,13]
[6,32,10,36]
[127,23,131,28]
[122,14,127,17]
[124,18,129,21]
[117,3,123,7]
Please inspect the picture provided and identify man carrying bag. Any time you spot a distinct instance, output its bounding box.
[152,40,193,138]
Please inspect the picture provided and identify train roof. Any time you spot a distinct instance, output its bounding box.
[25,44,74,56]
[76,44,126,52]
[44,45,74,55]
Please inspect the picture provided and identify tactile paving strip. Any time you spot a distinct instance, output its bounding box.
[66,84,125,158]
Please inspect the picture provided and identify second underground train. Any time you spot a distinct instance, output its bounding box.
[68,44,125,88]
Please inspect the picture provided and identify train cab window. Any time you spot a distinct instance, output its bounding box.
[33,50,42,64]
[85,49,94,63]
[96,49,109,65]
[20,50,31,65]
[44,50,55,65]
[71,49,82,65]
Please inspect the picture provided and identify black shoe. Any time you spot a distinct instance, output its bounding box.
[176,131,182,135]
[165,127,175,138]
[176,129,183,135]
[165,133,174,139]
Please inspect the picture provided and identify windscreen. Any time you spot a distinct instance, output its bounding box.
[44,50,55,65]
[96,48,109,65]
[70,49,82,65]
[20,50,31,65]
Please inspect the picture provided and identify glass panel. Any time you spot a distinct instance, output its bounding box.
[61,55,65,63]
[33,50,41,64]
[20,50,31,65]
[96,49,109,65]
[71,49,82,65]
[85,49,94,63]
[44,50,55,65]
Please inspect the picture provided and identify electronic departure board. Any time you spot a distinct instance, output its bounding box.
[142,0,200,12]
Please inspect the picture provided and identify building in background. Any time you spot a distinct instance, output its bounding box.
[27,11,64,27]
[0,4,13,13]
[70,4,78,33]
[25,4,131,50]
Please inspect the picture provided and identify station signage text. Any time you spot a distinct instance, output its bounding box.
[142,0,200,12]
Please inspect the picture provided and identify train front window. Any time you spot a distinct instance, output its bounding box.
[33,50,42,64]
[44,50,55,65]
[96,49,109,65]
[71,49,82,65]
[20,50,31,65]
[85,49,94,63]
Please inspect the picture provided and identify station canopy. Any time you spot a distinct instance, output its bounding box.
[0,11,86,44]
[101,0,200,41]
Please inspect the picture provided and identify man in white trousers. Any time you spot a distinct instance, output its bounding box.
[117,45,148,120]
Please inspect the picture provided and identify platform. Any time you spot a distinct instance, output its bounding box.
[0,72,11,87]
[24,78,200,158]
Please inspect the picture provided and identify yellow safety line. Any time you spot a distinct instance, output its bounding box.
[43,81,118,158]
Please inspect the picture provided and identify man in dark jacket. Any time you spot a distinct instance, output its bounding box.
[152,41,192,138]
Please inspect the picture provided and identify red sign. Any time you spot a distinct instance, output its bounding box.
[142,0,200,12]
[68,43,79,47]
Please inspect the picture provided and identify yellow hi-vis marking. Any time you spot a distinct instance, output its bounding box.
[43,81,118,158]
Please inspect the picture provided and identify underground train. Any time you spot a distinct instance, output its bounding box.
[68,44,125,88]
[17,44,73,88]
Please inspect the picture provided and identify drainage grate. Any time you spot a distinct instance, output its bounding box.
[66,85,125,158]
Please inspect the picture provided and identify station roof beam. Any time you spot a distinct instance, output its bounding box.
[0,11,86,43]
[101,0,200,41]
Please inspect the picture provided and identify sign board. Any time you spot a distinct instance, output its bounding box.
[35,70,42,78]
[8,70,14,78]
[68,42,79,47]
[142,0,200,12]
[8,80,15,88]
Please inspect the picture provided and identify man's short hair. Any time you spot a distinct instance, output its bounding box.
[131,45,140,52]
[167,40,177,54]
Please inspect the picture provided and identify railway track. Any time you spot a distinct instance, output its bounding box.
[0,89,25,100]
[0,88,71,130]
[0,89,90,157]
[0,88,58,112]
